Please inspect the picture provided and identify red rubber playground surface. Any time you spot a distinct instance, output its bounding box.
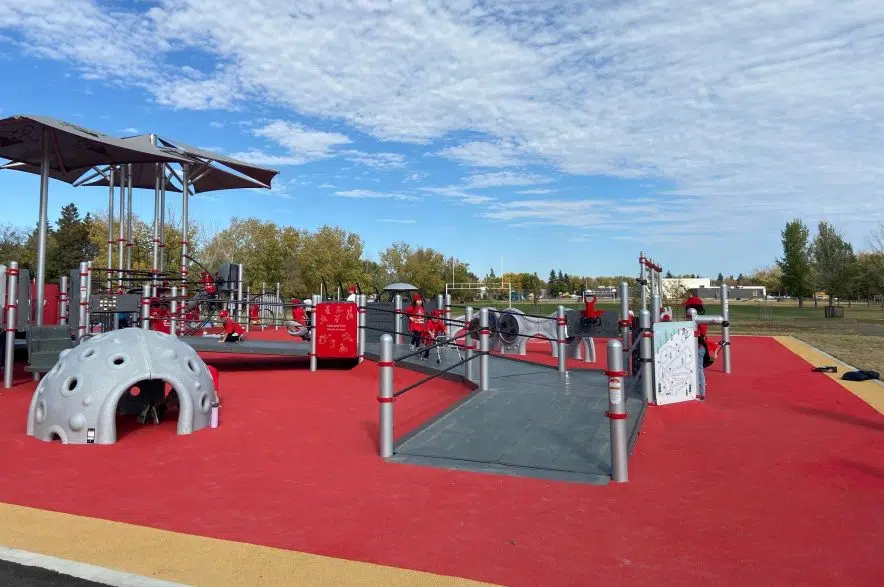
[0,331,882,586]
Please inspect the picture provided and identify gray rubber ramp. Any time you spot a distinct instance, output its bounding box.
[179,337,309,356]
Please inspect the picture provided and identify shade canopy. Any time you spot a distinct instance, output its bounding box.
[0,115,189,170]
[157,136,279,186]
[0,160,90,185]
[383,283,419,292]
[80,160,270,193]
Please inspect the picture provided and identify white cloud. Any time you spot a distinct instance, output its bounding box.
[209,121,225,128]
[465,171,553,189]
[344,151,407,169]
[120,127,139,134]
[2,0,883,241]
[248,119,351,165]
[420,186,494,205]
[517,188,556,195]
[334,189,419,201]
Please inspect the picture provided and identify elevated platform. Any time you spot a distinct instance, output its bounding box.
[179,336,309,357]
[363,340,646,484]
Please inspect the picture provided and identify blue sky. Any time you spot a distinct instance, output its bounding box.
[1,0,883,279]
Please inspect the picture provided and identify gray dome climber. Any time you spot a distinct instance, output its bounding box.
[26,328,218,444]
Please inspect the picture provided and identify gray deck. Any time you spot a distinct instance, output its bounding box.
[363,340,646,484]
[180,337,310,356]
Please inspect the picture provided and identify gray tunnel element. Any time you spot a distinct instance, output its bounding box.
[26,327,218,444]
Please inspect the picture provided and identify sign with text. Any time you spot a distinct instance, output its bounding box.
[652,321,698,405]
[314,302,358,359]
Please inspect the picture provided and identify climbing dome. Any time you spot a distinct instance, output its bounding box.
[26,328,218,444]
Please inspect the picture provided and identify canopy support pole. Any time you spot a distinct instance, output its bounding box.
[34,128,50,327]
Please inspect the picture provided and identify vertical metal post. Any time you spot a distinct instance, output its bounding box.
[4,262,19,389]
[244,286,251,333]
[58,275,68,326]
[444,293,451,329]
[85,261,93,332]
[464,306,474,382]
[378,333,395,458]
[393,294,403,345]
[436,294,443,313]
[606,339,629,483]
[639,309,654,404]
[651,292,661,323]
[159,174,167,274]
[720,283,731,374]
[357,294,367,364]
[309,297,319,372]
[150,137,160,283]
[556,305,567,374]
[107,166,115,291]
[478,308,490,392]
[34,129,50,327]
[126,164,133,271]
[117,165,125,290]
[76,262,88,340]
[180,163,190,299]
[170,286,179,337]
[639,253,648,312]
[236,265,244,326]
[619,281,630,349]
[140,283,151,330]
[275,282,281,330]
[261,282,266,331]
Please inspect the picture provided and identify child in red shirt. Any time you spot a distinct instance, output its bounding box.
[683,296,718,399]
[199,271,217,297]
[420,309,447,360]
[218,309,244,343]
[149,300,171,334]
[248,304,260,324]
[404,294,427,351]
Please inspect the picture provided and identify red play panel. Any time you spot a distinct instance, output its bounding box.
[0,336,881,586]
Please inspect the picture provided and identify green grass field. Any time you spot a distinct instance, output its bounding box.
[456,299,884,376]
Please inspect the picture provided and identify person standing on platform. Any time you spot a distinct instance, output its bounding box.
[404,293,427,351]
[346,285,357,302]
[683,296,718,400]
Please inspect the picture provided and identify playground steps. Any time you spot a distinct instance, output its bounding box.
[25,325,74,374]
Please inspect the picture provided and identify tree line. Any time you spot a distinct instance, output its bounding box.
[2,205,881,305]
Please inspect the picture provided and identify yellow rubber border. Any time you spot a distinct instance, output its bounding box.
[0,503,497,587]
[774,336,883,415]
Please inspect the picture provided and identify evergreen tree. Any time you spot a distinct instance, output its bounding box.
[777,219,814,306]
[717,272,724,285]
[48,203,93,280]
[811,221,856,304]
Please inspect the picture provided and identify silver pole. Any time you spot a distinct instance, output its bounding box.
[393,294,403,345]
[107,166,115,291]
[180,163,190,296]
[436,293,443,313]
[126,164,133,271]
[275,282,281,330]
[309,295,319,372]
[3,262,19,388]
[639,253,648,312]
[76,262,88,341]
[261,282,266,331]
[606,339,629,483]
[651,292,661,323]
[170,285,179,336]
[619,281,630,350]
[357,294,367,364]
[141,283,151,329]
[720,283,731,374]
[159,175,167,274]
[149,135,159,282]
[117,165,125,290]
[245,286,251,333]
[556,305,567,374]
[58,275,68,326]
[639,309,654,404]
[34,128,51,326]
[237,265,245,326]
[378,333,395,458]
[464,306,474,382]
[479,307,490,392]
[85,261,93,332]
[444,293,451,328]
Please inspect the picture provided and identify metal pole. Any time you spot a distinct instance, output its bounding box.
[378,333,395,458]
[34,128,51,327]
[639,254,648,312]
[126,164,133,271]
[170,286,179,336]
[639,309,654,404]
[180,163,190,296]
[58,275,68,326]
[309,296,319,372]
[150,136,160,283]
[393,294,403,345]
[275,282,281,330]
[237,265,245,326]
[479,308,490,392]
[141,283,151,329]
[76,262,88,340]
[159,173,167,274]
[436,293,443,313]
[4,262,19,388]
[444,293,451,329]
[245,286,251,333]
[556,304,567,374]
[651,291,661,324]
[720,283,731,374]
[85,261,93,333]
[606,339,629,483]
[106,166,115,291]
[357,294,367,364]
[117,165,125,290]
[464,306,474,382]
[619,281,630,350]
[261,282,266,331]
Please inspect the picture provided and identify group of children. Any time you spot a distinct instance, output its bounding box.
[404,294,449,360]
